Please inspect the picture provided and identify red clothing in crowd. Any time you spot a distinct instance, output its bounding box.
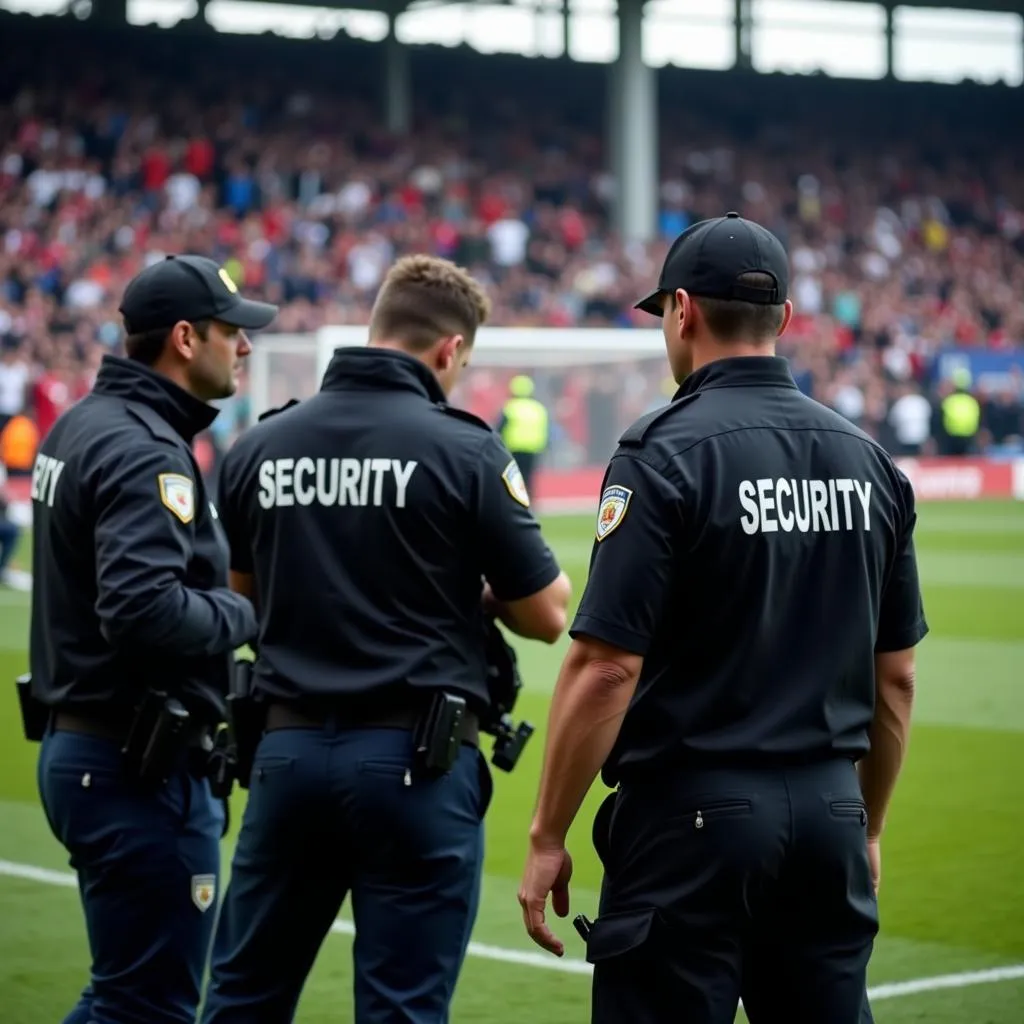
[141,147,171,192]
[185,137,216,180]
[33,372,74,439]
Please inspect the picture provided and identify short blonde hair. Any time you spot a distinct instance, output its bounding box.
[369,255,492,350]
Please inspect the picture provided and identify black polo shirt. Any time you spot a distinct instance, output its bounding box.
[570,356,928,785]
[218,347,561,708]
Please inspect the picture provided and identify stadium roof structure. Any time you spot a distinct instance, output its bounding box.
[169,0,1024,14]
[83,0,1024,18]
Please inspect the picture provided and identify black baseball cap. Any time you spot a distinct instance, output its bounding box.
[119,254,279,334]
[634,212,789,317]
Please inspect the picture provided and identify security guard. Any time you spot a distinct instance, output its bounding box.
[518,213,928,1024]
[200,254,571,1023]
[938,367,981,456]
[25,255,275,1024]
[497,374,549,494]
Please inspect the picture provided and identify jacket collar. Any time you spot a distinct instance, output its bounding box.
[320,347,447,404]
[92,355,218,442]
[674,355,797,401]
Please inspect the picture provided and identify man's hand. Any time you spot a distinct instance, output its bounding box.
[867,835,881,895]
[518,838,574,957]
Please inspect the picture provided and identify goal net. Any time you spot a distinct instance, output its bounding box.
[246,325,673,514]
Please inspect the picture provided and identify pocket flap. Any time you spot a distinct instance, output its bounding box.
[586,907,656,964]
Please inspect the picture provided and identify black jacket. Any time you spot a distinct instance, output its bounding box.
[29,355,257,723]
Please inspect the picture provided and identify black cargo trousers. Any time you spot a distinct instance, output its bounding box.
[585,759,879,1024]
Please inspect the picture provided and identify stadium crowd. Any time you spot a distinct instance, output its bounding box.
[1,22,1023,473]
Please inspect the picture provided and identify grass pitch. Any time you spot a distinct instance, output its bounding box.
[0,502,1022,1022]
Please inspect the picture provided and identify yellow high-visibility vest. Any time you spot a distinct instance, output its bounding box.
[500,398,548,454]
[941,392,980,438]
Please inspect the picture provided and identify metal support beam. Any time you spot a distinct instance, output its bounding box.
[606,56,622,218]
[384,10,411,135]
[612,0,657,244]
[734,0,752,69]
[90,0,127,25]
[190,0,215,32]
[885,2,894,78]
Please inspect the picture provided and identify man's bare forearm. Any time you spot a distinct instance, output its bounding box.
[485,572,572,645]
[858,674,914,838]
[529,640,639,846]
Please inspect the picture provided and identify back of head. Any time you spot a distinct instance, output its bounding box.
[633,213,793,377]
[510,375,535,398]
[950,367,973,392]
[690,271,788,345]
[368,255,491,352]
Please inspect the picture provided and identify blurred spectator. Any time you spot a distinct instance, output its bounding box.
[980,381,1024,451]
[0,339,29,433]
[888,384,932,457]
[0,409,38,477]
[0,458,23,586]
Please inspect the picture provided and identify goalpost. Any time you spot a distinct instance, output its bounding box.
[247,325,673,513]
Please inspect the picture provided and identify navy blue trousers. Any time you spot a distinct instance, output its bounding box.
[38,727,224,1024]
[200,724,490,1024]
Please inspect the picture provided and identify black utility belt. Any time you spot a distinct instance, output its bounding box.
[16,675,236,801]
[227,664,483,791]
[55,695,224,787]
[52,708,213,750]
[259,690,479,778]
[264,696,480,749]
[54,709,214,779]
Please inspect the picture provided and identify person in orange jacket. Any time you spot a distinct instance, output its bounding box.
[0,411,39,478]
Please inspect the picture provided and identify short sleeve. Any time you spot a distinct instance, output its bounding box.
[875,469,929,653]
[474,434,560,601]
[570,452,684,656]
[217,444,253,574]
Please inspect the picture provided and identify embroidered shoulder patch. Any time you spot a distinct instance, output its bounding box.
[596,485,633,541]
[158,473,195,525]
[501,459,530,507]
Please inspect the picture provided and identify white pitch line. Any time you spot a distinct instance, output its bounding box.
[2,858,1022,1000]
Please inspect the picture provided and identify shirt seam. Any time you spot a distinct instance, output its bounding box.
[571,612,650,645]
[875,617,929,652]
[491,559,560,603]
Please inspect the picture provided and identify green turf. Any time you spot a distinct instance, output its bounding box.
[0,501,1022,1022]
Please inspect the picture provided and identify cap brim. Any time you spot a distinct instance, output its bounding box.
[633,289,666,318]
[220,297,280,331]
